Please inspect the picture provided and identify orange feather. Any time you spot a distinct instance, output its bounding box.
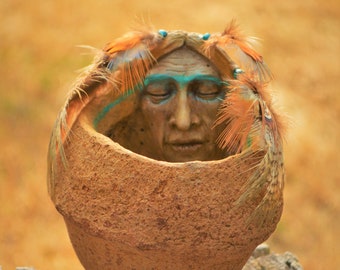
[104,31,151,55]
[204,20,272,82]
[214,74,284,154]
[222,20,263,62]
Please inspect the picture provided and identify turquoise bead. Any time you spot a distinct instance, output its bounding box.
[158,29,168,38]
[202,33,211,40]
[233,68,243,79]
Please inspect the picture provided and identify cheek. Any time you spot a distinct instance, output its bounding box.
[140,100,168,141]
[193,101,221,126]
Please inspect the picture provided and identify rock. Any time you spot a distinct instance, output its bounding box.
[243,244,303,270]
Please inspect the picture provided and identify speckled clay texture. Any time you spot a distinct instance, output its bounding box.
[50,114,283,270]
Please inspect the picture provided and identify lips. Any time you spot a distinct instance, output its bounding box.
[167,140,204,152]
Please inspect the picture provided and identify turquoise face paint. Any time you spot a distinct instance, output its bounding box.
[144,74,227,104]
[94,74,227,128]
[144,74,223,88]
[93,87,140,129]
[93,95,129,129]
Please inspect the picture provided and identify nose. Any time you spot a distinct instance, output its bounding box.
[169,88,199,130]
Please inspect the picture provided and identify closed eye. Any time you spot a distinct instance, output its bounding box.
[190,80,224,101]
[144,80,176,104]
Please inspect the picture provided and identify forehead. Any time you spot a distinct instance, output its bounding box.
[147,47,219,77]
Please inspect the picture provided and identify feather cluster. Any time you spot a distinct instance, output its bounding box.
[214,75,285,155]
[103,31,159,93]
[203,20,273,83]
[48,21,286,186]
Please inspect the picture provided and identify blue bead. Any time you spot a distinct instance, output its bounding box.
[202,33,211,40]
[233,68,243,79]
[158,29,168,38]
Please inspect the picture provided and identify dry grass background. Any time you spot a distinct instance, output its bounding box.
[0,0,339,269]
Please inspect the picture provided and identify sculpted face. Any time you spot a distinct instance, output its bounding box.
[139,48,227,162]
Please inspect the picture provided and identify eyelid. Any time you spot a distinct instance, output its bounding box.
[191,80,220,92]
[142,75,227,103]
[144,80,177,104]
[144,75,223,87]
[194,92,225,103]
[192,82,226,102]
[145,80,176,94]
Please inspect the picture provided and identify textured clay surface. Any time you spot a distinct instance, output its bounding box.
[50,114,283,270]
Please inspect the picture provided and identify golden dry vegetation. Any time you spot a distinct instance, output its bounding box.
[0,0,339,269]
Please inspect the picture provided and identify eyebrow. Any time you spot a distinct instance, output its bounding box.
[144,74,222,86]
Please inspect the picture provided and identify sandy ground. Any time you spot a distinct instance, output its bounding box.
[0,0,339,269]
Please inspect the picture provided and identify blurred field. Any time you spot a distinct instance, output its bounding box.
[0,0,339,269]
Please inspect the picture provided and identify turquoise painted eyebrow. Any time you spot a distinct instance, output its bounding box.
[144,74,223,86]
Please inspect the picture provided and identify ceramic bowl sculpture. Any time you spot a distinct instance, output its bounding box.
[48,21,285,270]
